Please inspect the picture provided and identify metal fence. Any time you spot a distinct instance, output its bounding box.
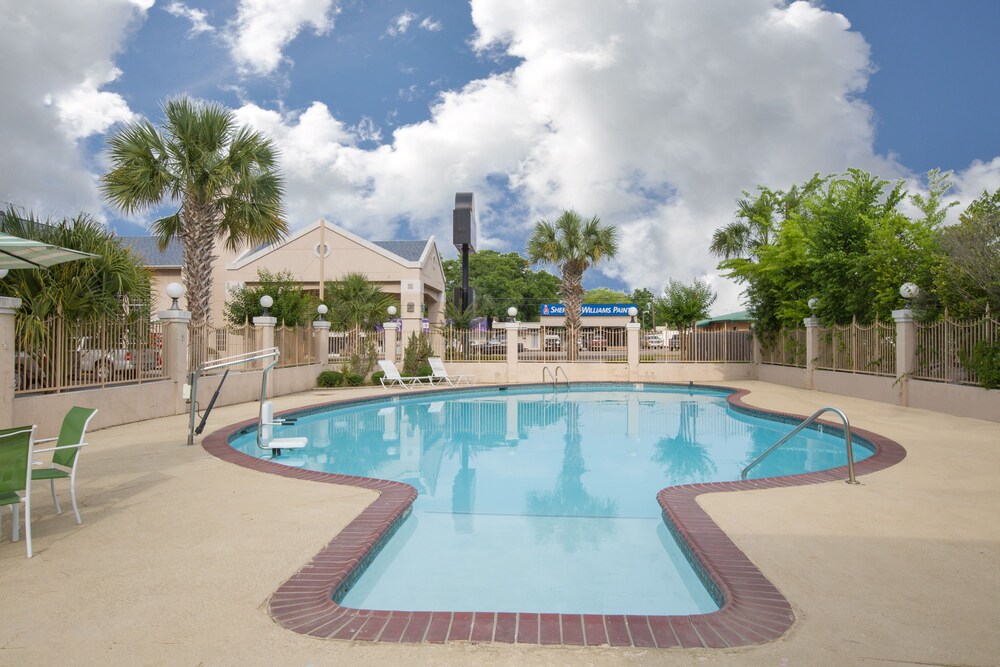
[816,319,896,376]
[516,326,626,364]
[760,328,807,368]
[275,324,316,368]
[914,313,999,385]
[429,327,507,362]
[640,330,753,363]
[189,322,260,374]
[15,316,165,395]
[328,329,384,365]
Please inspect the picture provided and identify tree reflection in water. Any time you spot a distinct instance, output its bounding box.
[653,400,717,483]
[526,400,618,551]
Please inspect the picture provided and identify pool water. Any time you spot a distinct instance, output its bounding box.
[230,385,872,615]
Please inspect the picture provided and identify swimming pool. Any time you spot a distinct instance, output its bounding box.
[228,384,874,617]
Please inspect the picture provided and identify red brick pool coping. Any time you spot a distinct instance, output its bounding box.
[202,384,906,648]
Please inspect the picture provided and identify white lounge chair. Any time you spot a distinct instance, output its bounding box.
[428,357,475,385]
[378,360,432,389]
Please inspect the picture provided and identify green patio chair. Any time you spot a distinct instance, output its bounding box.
[0,425,38,558]
[31,406,98,525]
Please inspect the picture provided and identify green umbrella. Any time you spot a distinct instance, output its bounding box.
[0,232,97,270]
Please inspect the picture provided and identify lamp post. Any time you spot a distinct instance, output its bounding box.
[507,306,517,323]
[166,282,184,310]
[387,305,397,318]
[316,303,328,321]
[627,306,638,324]
[260,294,273,317]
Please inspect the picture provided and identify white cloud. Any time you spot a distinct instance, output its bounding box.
[386,11,417,37]
[0,0,146,217]
[164,1,214,37]
[352,116,382,143]
[228,0,337,76]
[419,17,443,32]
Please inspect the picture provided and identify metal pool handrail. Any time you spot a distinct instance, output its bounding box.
[542,365,569,389]
[740,406,859,484]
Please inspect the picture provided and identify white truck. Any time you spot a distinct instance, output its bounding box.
[75,336,160,382]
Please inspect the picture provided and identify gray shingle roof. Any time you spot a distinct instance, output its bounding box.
[119,236,184,267]
[372,240,429,262]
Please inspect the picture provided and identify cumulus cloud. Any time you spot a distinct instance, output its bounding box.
[0,0,145,217]
[228,0,337,76]
[164,1,214,37]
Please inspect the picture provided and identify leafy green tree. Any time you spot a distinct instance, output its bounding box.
[322,273,395,333]
[660,278,716,330]
[583,287,629,303]
[629,287,657,330]
[716,170,945,332]
[402,332,433,376]
[0,208,151,324]
[442,250,559,322]
[224,269,315,326]
[935,186,1000,316]
[527,210,619,360]
[101,96,287,326]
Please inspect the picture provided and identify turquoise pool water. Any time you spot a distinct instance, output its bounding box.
[229,384,872,615]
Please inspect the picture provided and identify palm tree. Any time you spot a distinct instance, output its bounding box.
[101,96,287,326]
[526,210,619,361]
[322,273,395,333]
[0,208,151,324]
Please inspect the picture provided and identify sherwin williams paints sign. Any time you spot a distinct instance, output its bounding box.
[540,304,636,316]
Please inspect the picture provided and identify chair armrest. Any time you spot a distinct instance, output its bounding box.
[33,442,88,454]
[35,436,58,444]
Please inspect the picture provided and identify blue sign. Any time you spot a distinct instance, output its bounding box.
[540,303,636,317]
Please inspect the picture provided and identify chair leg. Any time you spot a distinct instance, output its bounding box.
[69,475,81,524]
[51,478,62,515]
[12,503,19,542]
[24,497,32,558]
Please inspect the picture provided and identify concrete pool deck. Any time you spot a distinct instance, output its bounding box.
[0,381,997,665]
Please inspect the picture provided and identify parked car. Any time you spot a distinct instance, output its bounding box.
[480,337,508,355]
[544,334,562,351]
[74,335,160,382]
[16,351,47,390]
[587,336,608,351]
[668,334,681,351]
[644,334,665,348]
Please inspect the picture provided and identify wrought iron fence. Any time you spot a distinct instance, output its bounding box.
[328,329,384,367]
[760,328,807,367]
[915,313,999,385]
[429,327,507,362]
[189,322,259,373]
[673,330,754,363]
[816,319,896,376]
[15,316,165,395]
[275,324,317,368]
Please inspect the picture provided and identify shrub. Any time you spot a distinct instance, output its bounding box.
[962,341,1000,389]
[317,370,343,387]
[371,370,385,386]
[345,373,364,387]
[402,332,433,376]
[417,364,433,378]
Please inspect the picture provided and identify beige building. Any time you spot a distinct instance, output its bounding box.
[123,219,447,339]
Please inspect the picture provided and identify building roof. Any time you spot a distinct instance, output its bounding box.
[696,310,753,327]
[371,240,429,262]
[119,236,184,267]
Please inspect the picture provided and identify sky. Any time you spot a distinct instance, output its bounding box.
[1,0,999,315]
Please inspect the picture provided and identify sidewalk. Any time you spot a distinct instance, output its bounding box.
[0,382,997,666]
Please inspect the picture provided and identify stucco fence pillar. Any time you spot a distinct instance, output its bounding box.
[383,321,399,363]
[0,296,22,428]
[626,322,640,380]
[892,308,917,406]
[505,321,520,383]
[804,315,820,390]
[158,306,192,414]
[312,319,331,367]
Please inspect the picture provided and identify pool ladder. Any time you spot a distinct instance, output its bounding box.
[740,406,859,484]
[542,365,569,389]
